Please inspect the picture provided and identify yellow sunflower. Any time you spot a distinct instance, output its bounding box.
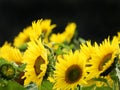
[63,22,76,42]
[50,22,76,43]
[116,32,120,41]
[86,36,119,78]
[0,42,23,64]
[13,26,39,48]
[80,41,99,62]
[22,39,48,86]
[79,41,100,82]
[14,19,56,48]
[49,33,67,43]
[53,50,87,90]
[31,19,56,43]
[39,19,56,37]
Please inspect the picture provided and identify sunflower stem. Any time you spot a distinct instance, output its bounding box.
[44,44,54,56]
[80,86,83,90]
[118,77,120,90]
[77,85,81,90]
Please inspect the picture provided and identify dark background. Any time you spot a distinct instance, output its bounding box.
[0,0,120,46]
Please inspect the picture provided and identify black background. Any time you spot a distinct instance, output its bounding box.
[0,0,120,46]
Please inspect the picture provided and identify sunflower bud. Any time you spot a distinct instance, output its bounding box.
[0,64,15,80]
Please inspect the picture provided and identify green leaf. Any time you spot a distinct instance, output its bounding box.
[110,69,118,82]
[0,58,8,66]
[25,83,38,90]
[38,79,53,90]
[95,86,112,90]
[0,80,25,90]
[0,79,8,87]
[78,37,86,44]
[82,84,96,90]
[17,63,27,72]
[92,77,108,84]
[55,47,65,55]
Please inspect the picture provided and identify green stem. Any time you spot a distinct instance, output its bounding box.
[77,85,81,90]
[113,81,116,90]
[44,44,54,56]
[118,78,120,90]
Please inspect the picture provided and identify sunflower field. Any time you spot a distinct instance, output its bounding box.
[0,19,120,90]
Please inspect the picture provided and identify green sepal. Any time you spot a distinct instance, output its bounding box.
[0,64,15,80]
[38,79,53,90]
[18,43,28,51]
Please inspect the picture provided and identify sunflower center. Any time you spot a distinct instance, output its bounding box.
[42,29,47,34]
[99,53,112,71]
[34,56,45,76]
[65,64,82,84]
[24,37,30,43]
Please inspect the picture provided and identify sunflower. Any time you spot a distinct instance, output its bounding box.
[32,19,56,43]
[53,50,87,90]
[63,22,76,43]
[38,19,56,37]
[0,42,23,64]
[116,32,120,41]
[86,36,119,78]
[49,33,67,43]
[80,41,99,62]
[14,19,56,48]
[50,22,76,43]
[22,39,48,86]
[79,41,100,81]
[13,26,39,48]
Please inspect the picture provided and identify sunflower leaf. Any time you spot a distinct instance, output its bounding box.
[81,84,96,90]
[17,63,27,72]
[92,77,108,84]
[38,79,53,90]
[0,58,8,66]
[95,86,112,90]
[0,80,25,90]
[54,47,65,55]
[0,79,8,87]
[25,83,38,90]
[78,37,86,44]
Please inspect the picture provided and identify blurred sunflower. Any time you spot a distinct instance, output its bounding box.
[13,26,39,48]
[86,36,119,78]
[32,19,56,43]
[14,19,56,48]
[116,32,120,41]
[0,42,23,64]
[22,39,48,86]
[38,19,56,39]
[50,22,76,43]
[53,50,87,90]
